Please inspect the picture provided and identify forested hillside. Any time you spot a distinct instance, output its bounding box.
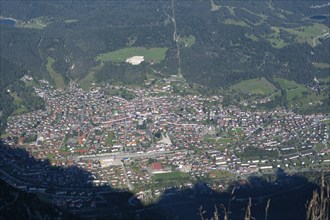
[1,0,329,88]
[1,0,329,132]
[0,57,45,134]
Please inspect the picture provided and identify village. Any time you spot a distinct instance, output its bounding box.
[0,78,329,210]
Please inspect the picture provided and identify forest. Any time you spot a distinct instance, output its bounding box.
[1,0,329,87]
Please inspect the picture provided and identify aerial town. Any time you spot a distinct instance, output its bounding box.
[0,76,329,210]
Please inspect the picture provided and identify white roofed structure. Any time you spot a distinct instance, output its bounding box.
[126,56,144,65]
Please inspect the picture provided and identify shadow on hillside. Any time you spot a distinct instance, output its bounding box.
[139,170,324,220]
[0,140,325,220]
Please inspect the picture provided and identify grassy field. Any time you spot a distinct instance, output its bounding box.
[319,76,330,83]
[286,83,327,110]
[225,6,236,16]
[223,19,249,27]
[0,132,11,139]
[262,22,329,48]
[264,27,288,48]
[106,132,114,146]
[245,33,258,41]
[106,88,136,100]
[79,71,95,90]
[204,132,234,144]
[16,17,50,29]
[280,23,330,47]
[312,62,330,69]
[241,7,267,25]
[64,19,78,23]
[152,172,190,182]
[230,77,277,96]
[12,92,23,106]
[235,127,244,135]
[321,119,330,127]
[217,138,233,144]
[315,143,326,152]
[298,91,327,104]
[96,47,168,64]
[204,136,217,143]
[79,63,103,90]
[46,57,65,88]
[286,86,310,101]
[241,8,265,18]
[272,77,328,111]
[275,12,286,19]
[13,106,29,115]
[11,92,28,115]
[180,35,196,47]
[274,77,300,90]
[209,170,236,179]
[46,153,56,160]
[210,0,220,11]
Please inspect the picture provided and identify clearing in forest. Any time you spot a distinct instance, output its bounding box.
[46,57,65,88]
[230,77,277,96]
[96,47,168,64]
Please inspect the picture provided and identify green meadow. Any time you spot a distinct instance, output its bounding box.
[230,77,277,96]
[46,57,65,88]
[274,77,300,90]
[96,47,168,64]
[280,23,330,47]
[223,19,249,27]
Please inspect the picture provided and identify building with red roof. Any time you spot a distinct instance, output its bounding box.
[151,162,162,171]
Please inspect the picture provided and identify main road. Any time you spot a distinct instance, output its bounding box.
[75,150,174,162]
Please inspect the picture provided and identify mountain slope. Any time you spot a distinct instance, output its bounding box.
[0,0,329,89]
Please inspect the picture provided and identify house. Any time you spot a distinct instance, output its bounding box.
[151,162,162,171]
